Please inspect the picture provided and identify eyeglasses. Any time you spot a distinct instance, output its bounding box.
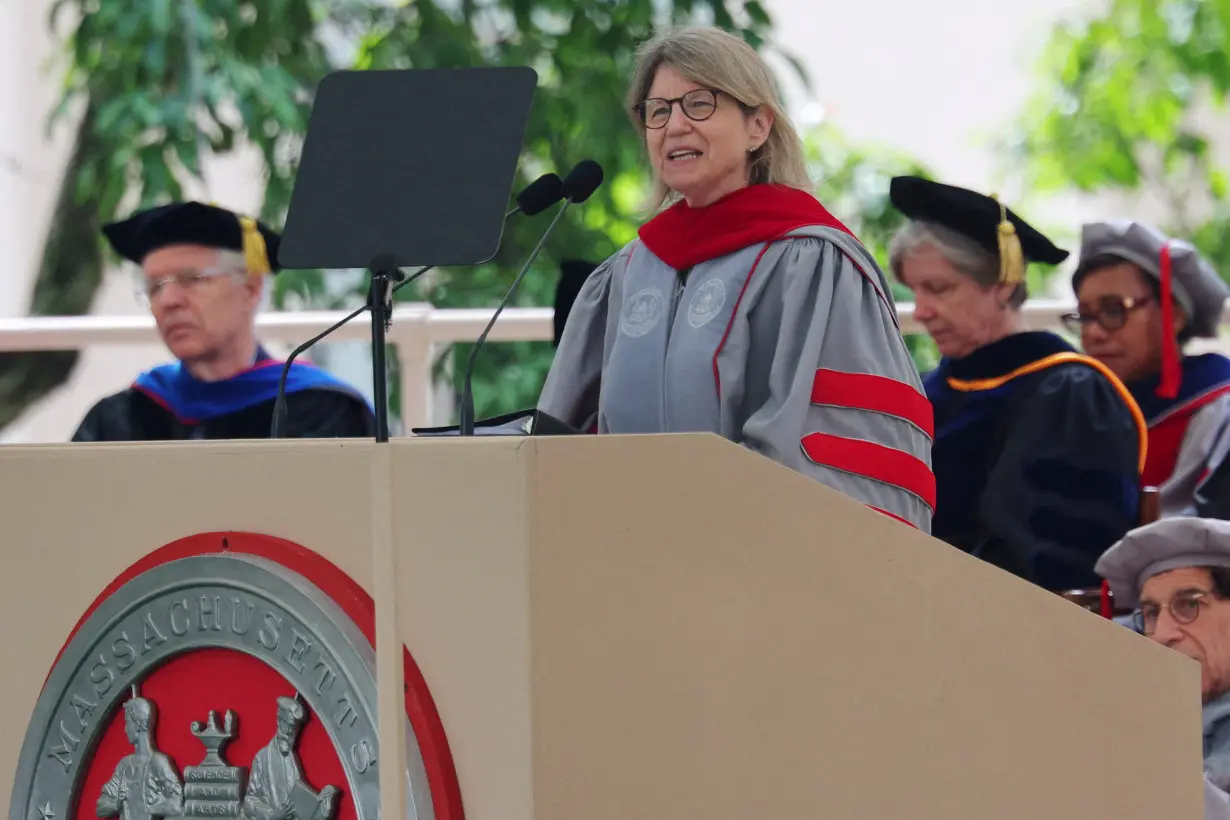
[1133,590,1211,635]
[135,267,243,306]
[634,88,723,129]
[1060,295,1153,334]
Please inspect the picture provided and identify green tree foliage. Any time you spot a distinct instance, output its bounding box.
[10,0,939,433]
[0,0,333,429]
[7,0,793,431]
[1012,0,1230,275]
[807,123,940,371]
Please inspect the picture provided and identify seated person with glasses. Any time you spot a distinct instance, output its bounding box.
[1096,517,1230,804]
[72,202,375,442]
[1066,220,1230,517]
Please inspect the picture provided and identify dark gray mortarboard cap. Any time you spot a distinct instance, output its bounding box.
[1076,219,1229,338]
[1095,517,1230,609]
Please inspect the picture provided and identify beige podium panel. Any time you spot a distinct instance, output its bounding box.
[0,434,1204,820]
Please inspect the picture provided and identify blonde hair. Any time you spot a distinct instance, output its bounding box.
[626,26,812,211]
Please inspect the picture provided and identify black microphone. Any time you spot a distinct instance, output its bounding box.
[457,160,605,437]
[512,173,563,216]
[270,172,567,438]
[561,159,603,204]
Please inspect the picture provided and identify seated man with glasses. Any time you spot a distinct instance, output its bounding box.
[1066,220,1230,517]
[1096,517,1230,801]
[72,201,375,442]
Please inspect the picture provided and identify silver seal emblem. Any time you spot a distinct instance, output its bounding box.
[96,688,184,820]
[619,287,664,338]
[240,695,341,820]
[687,278,726,329]
[186,709,244,820]
[10,553,436,820]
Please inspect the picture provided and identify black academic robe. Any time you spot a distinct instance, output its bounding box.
[925,331,1145,591]
[72,350,376,442]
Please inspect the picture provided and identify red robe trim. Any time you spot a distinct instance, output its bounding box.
[1141,385,1230,487]
[1158,243,1181,398]
[1131,354,1230,487]
[637,183,857,271]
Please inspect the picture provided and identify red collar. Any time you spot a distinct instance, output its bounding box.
[637,183,856,270]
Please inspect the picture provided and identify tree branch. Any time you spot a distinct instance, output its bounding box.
[0,101,108,432]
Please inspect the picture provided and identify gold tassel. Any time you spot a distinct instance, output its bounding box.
[237,215,272,276]
[991,195,1025,285]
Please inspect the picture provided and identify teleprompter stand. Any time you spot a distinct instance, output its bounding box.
[367,256,399,442]
[276,66,539,441]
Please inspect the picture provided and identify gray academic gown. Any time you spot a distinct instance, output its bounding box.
[538,223,934,531]
[1209,775,1230,820]
[1206,692,1230,791]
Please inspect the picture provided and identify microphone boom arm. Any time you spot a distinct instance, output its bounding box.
[271,302,370,439]
[269,263,434,438]
[458,200,572,436]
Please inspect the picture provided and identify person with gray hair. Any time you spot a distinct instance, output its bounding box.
[887,176,1145,592]
[71,201,374,441]
[1096,517,1230,811]
[539,26,932,530]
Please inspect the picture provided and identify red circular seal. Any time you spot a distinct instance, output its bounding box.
[44,531,464,820]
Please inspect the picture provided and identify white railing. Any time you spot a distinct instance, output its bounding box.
[0,298,1094,431]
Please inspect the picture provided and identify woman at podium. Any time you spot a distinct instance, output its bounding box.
[538,26,934,531]
[888,177,1144,592]
[72,202,376,441]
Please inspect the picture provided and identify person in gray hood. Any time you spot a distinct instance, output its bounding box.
[1096,517,1230,796]
[1067,220,1230,518]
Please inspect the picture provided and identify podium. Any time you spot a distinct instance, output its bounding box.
[0,434,1204,819]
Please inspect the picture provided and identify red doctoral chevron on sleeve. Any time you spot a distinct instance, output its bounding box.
[802,369,938,517]
[810,369,934,438]
[802,432,937,511]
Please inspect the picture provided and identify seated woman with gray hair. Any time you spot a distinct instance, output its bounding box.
[887,177,1146,593]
